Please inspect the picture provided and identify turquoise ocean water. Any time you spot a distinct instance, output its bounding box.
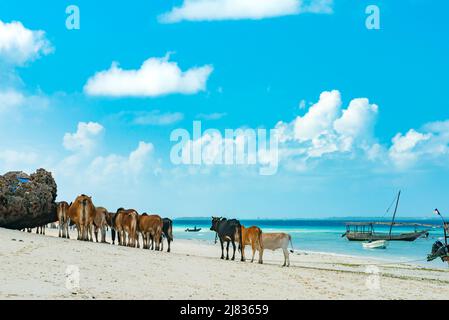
[172,218,448,268]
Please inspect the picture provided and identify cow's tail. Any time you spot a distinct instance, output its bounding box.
[237,222,243,261]
[288,234,294,253]
[168,220,173,242]
[258,228,263,250]
[237,226,242,252]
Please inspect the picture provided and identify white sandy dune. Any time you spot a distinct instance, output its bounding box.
[0,227,448,300]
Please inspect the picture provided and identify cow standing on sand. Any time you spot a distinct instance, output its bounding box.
[93,207,109,243]
[210,217,244,261]
[260,232,294,267]
[160,218,173,253]
[57,201,70,238]
[67,194,96,241]
[114,208,139,247]
[235,225,263,263]
[138,213,163,250]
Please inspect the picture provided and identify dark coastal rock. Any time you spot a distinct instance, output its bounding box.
[0,169,58,229]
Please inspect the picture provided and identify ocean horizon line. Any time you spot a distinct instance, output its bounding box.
[172,216,442,222]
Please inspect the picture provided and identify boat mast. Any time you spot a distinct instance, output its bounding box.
[389,190,401,238]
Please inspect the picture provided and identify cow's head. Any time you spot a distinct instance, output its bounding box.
[210,216,222,231]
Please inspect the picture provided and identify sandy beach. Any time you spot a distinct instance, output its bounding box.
[0,226,448,300]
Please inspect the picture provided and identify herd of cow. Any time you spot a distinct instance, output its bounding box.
[25,194,295,267]
[210,217,294,267]
[53,194,174,252]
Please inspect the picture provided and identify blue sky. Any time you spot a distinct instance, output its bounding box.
[1,0,449,218]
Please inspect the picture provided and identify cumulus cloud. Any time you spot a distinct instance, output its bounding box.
[84,54,213,97]
[63,122,104,154]
[89,141,154,179]
[158,0,333,23]
[275,90,379,162]
[0,20,53,65]
[388,120,449,170]
[293,89,342,141]
[389,130,432,169]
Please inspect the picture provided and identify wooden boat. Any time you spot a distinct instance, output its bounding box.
[185,227,202,232]
[343,191,432,242]
[363,240,388,249]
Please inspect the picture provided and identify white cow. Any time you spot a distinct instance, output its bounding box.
[260,233,294,267]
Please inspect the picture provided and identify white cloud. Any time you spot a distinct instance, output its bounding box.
[274,90,380,166]
[0,150,39,173]
[63,122,104,153]
[0,88,50,114]
[89,141,154,179]
[389,130,432,169]
[293,89,342,141]
[159,0,333,23]
[0,20,53,65]
[134,110,184,125]
[334,98,378,144]
[196,112,227,120]
[0,89,24,112]
[84,54,213,97]
[388,120,449,170]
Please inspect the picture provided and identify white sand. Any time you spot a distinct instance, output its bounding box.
[1,227,448,300]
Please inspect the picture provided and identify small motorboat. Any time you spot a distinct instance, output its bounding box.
[363,240,389,249]
[185,226,202,232]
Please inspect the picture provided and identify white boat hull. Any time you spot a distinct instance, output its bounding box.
[363,240,389,249]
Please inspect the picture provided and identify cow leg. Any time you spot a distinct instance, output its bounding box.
[251,244,256,263]
[94,227,99,242]
[282,248,289,267]
[220,239,224,259]
[231,241,236,260]
[101,226,106,243]
[167,240,171,253]
[89,225,94,242]
[226,241,230,260]
[43,225,46,235]
[111,229,116,245]
[259,248,264,264]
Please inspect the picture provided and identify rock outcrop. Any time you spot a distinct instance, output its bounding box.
[0,169,58,229]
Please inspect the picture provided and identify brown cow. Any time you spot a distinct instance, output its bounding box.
[235,225,263,263]
[67,194,96,241]
[115,208,139,247]
[93,207,109,243]
[138,213,163,250]
[57,201,70,238]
